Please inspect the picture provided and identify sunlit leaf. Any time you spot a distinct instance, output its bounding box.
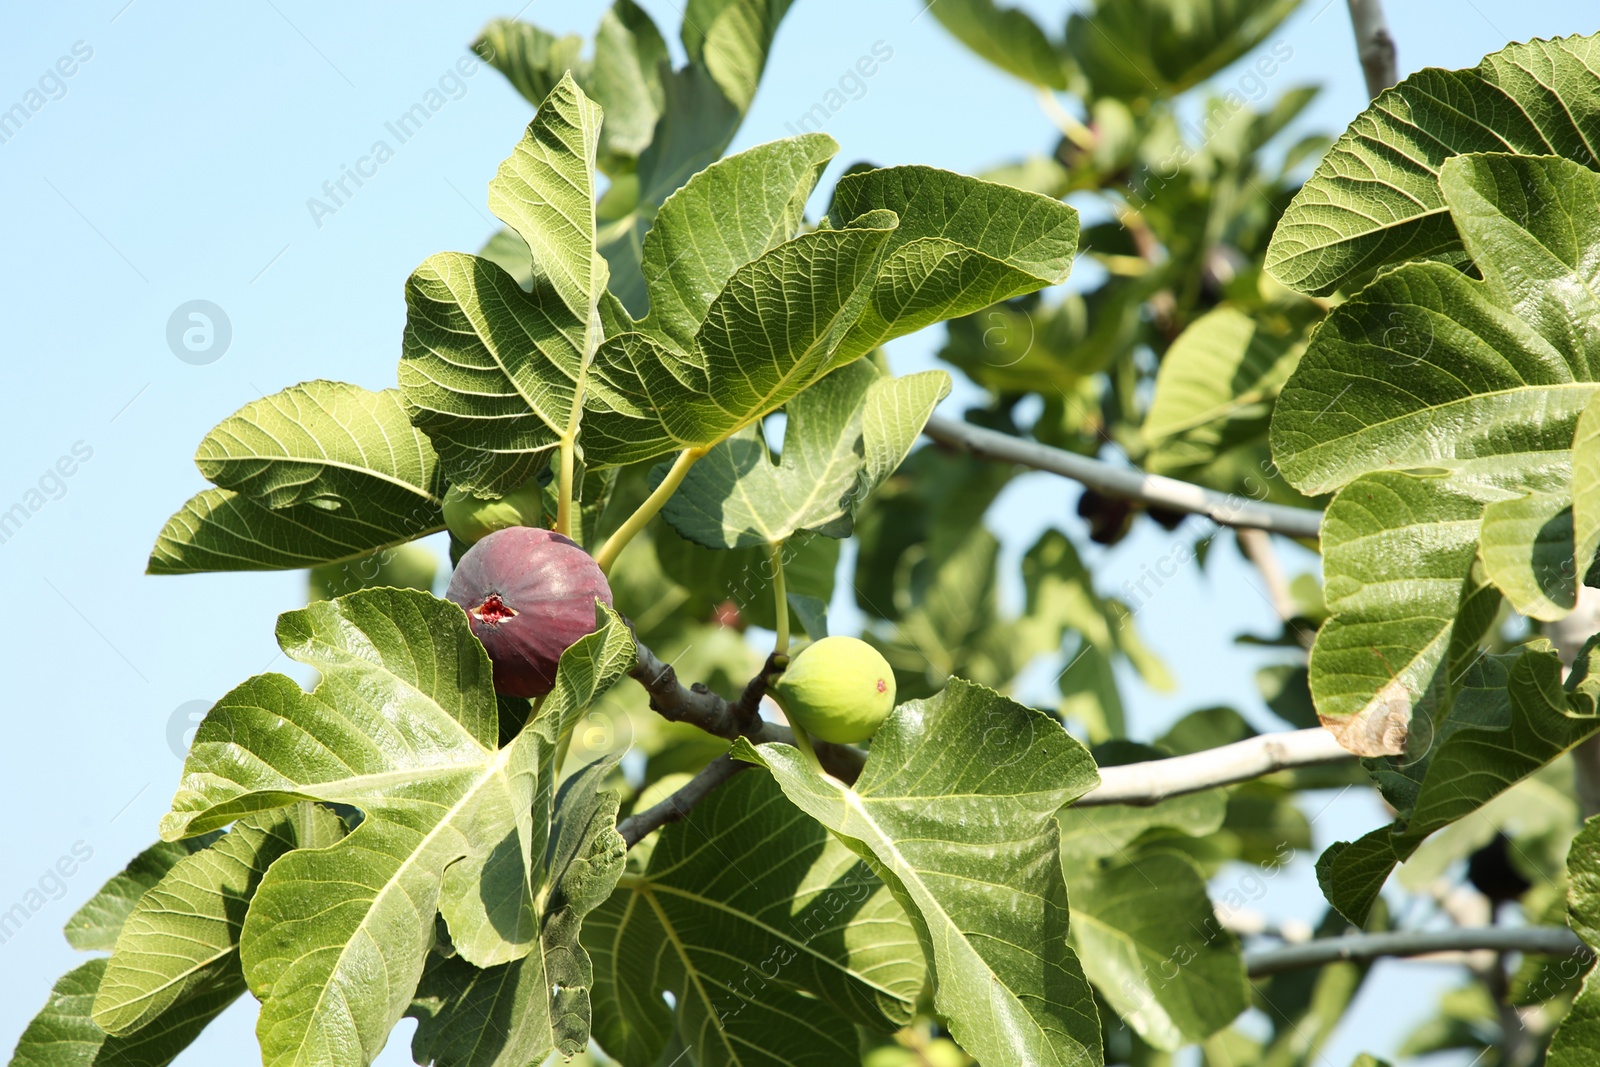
[585,771,923,1065]
[91,805,343,1036]
[582,216,896,466]
[661,362,949,548]
[159,589,632,1067]
[1267,32,1600,295]
[409,755,628,1067]
[737,678,1105,1067]
[1318,636,1600,924]
[149,383,445,574]
[1272,153,1600,752]
[400,75,605,495]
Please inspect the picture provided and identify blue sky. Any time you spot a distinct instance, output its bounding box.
[1,1,1596,1064]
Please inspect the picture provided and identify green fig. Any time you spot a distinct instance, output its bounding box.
[308,543,437,601]
[772,636,896,744]
[442,477,544,545]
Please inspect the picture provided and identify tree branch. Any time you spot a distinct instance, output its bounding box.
[617,754,750,847]
[633,632,1352,809]
[1245,926,1589,977]
[1345,0,1397,100]
[922,416,1323,540]
[628,639,867,782]
[1236,528,1316,650]
[1075,727,1352,806]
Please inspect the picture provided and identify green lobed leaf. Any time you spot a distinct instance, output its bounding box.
[1266,32,1600,296]
[1272,153,1600,752]
[149,487,444,574]
[400,74,606,495]
[1272,163,1600,498]
[633,133,837,352]
[149,383,446,574]
[589,1,670,166]
[929,0,1066,89]
[91,804,344,1037]
[588,160,1077,469]
[158,589,632,1067]
[474,19,583,111]
[736,678,1105,1067]
[1318,636,1600,925]
[680,0,793,114]
[824,165,1081,370]
[660,361,950,549]
[1548,816,1600,1067]
[1065,0,1301,101]
[582,214,896,467]
[192,381,443,512]
[1069,850,1251,1050]
[408,754,628,1067]
[8,959,235,1067]
[64,837,217,952]
[584,770,924,1066]
[598,64,744,315]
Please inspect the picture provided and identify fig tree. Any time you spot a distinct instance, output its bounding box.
[442,477,544,545]
[446,526,613,698]
[771,636,896,744]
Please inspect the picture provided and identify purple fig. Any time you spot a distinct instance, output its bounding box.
[446,526,613,698]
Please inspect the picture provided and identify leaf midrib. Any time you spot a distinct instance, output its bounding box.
[276,741,521,1064]
[636,884,742,1065]
[100,940,236,1029]
[637,880,910,1003]
[708,232,890,431]
[824,778,1055,1052]
[201,447,443,507]
[1286,380,1597,492]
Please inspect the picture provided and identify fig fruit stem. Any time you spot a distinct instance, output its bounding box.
[594,447,706,573]
[769,540,789,656]
[765,682,829,779]
[785,717,828,778]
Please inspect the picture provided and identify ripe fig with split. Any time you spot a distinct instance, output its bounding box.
[446,526,612,698]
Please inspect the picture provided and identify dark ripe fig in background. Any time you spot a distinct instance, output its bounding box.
[446,526,613,698]
[1077,487,1134,545]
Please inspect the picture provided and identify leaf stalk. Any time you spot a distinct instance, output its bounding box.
[594,446,705,572]
[769,540,789,656]
[555,434,576,538]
